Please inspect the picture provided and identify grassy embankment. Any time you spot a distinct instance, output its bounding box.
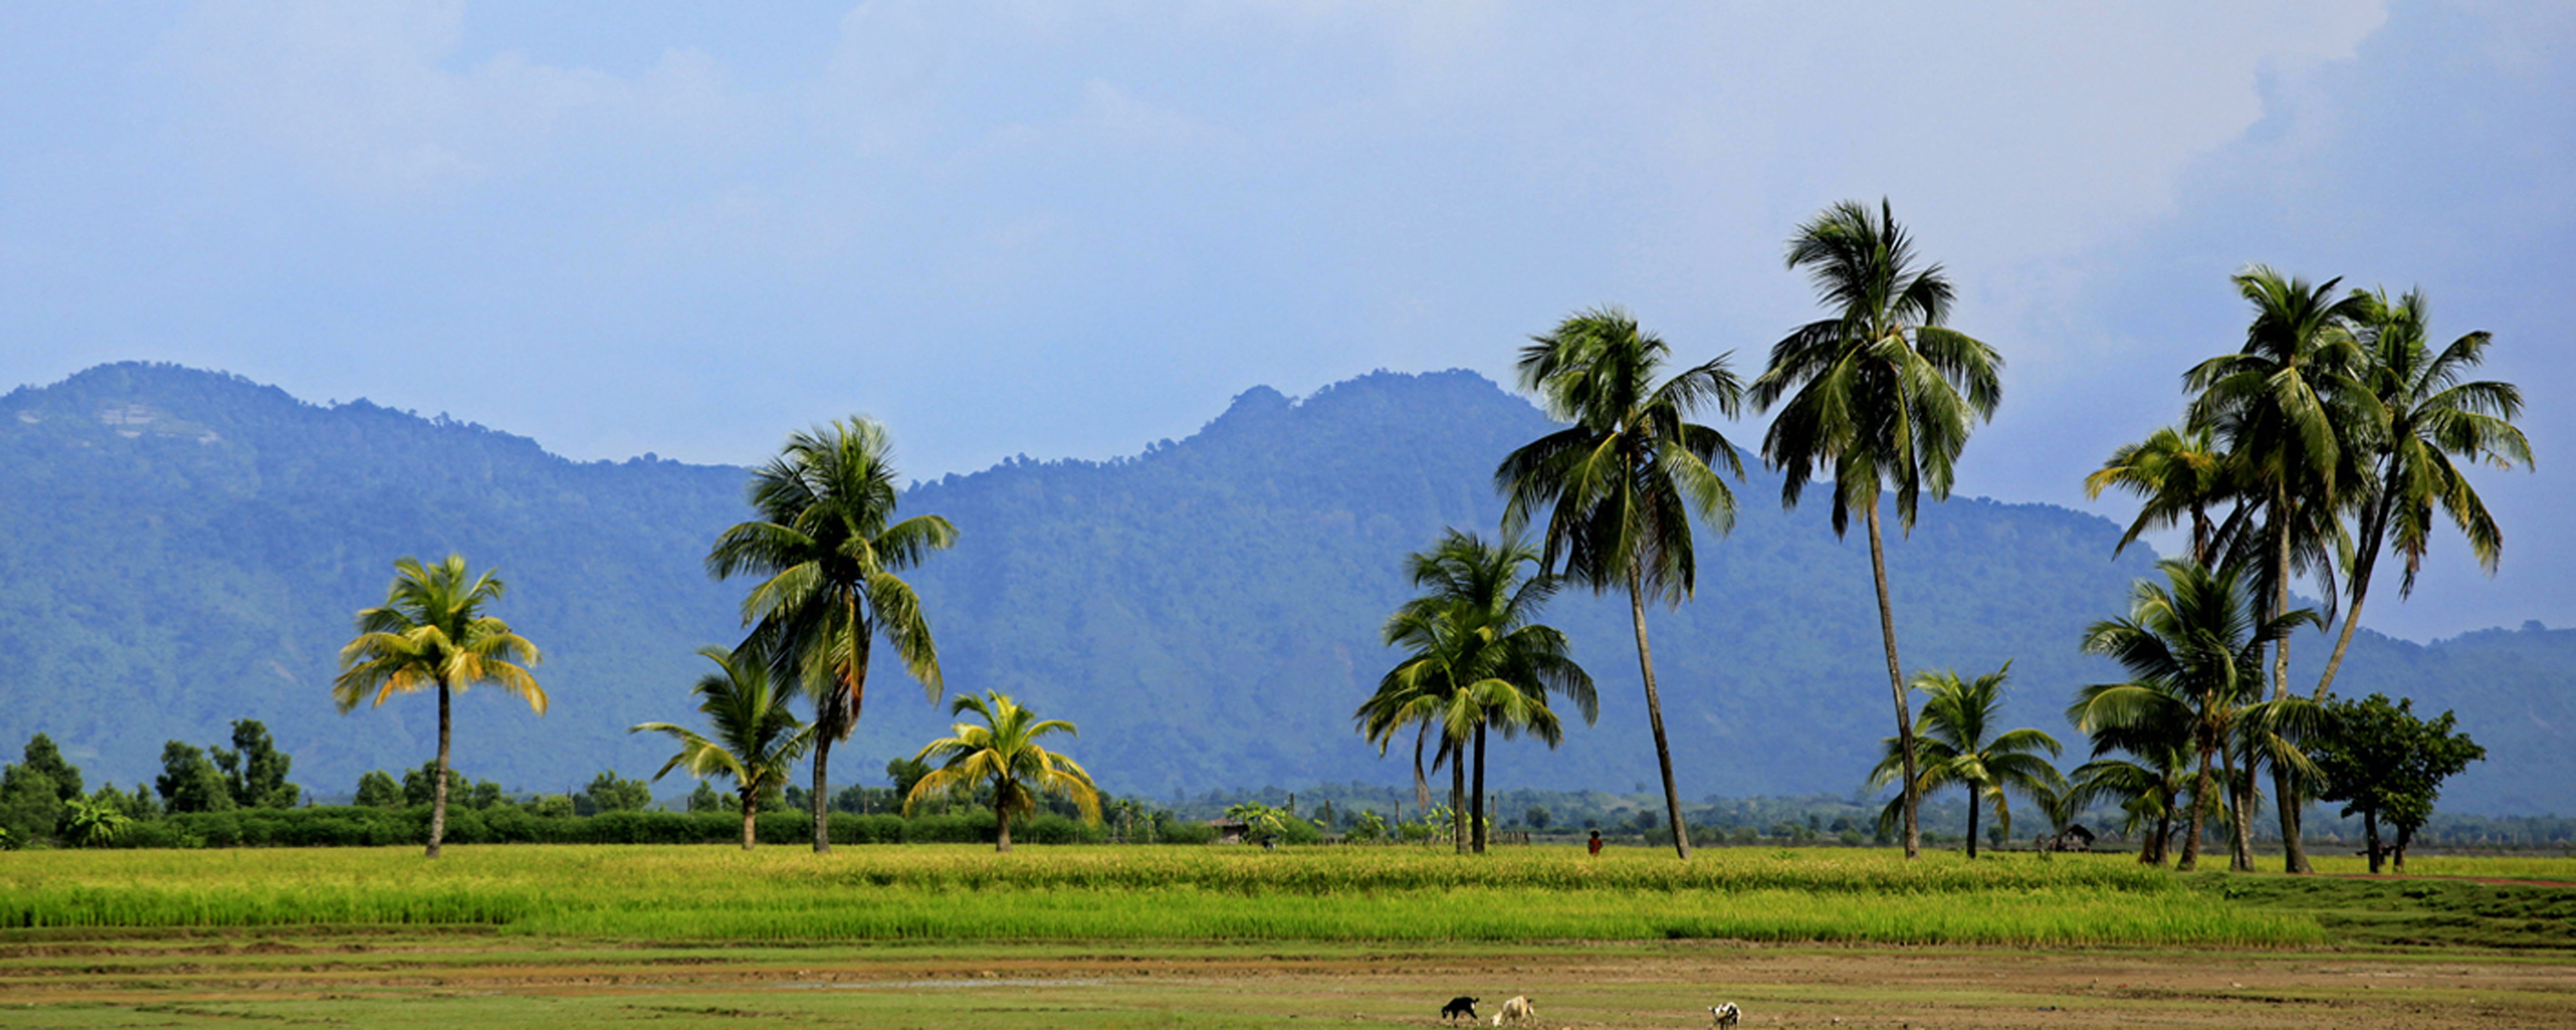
[4,845,2335,947]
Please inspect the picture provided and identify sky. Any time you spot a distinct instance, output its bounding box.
[3,1,2568,642]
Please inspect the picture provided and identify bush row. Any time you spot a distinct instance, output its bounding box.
[101,806,1123,848]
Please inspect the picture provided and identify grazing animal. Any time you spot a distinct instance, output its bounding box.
[1710,1002,1741,1027]
[1439,997,1479,1022]
[1492,995,1535,1025]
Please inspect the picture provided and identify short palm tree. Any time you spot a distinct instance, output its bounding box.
[1495,307,1744,859]
[1361,531,1595,855]
[2313,287,2531,697]
[708,418,956,854]
[1867,665,2063,859]
[2065,751,2192,866]
[2071,559,2314,871]
[1752,200,2002,860]
[2085,425,2240,566]
[630,646,817,849]
[334,555,544,859]
[905,691,1101,852]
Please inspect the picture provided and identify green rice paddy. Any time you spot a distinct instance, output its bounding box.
[2,844,2335,947]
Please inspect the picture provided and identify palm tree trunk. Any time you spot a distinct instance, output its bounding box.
[2268,499,2312,874]
[742,790,758,849]
[427,680,451,859]
[1625,563,1691,860]
[2316,491,2387,699]
[810,737,833,855]
[1965,788,1980,859]
[1864,504,1919,860]
[2148,805,2172,867]
[2224,741,2254,871]
[1471,721,1488,855]
[2179,740,2215,872]
[1450,751,1466,855]
[995,795,1013,853]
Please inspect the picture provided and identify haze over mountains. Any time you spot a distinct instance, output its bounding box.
[3,362,2566,814]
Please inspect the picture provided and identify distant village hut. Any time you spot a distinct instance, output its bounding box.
[1208,817,1249,845]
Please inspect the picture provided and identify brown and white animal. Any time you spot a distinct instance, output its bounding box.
[1709,1001,1741,1027]
[1492,995,1535,1025]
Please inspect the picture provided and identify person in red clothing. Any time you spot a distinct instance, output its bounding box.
[1587,829,1602,856]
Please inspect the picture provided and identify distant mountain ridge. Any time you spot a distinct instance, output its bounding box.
[1,361,2565,813]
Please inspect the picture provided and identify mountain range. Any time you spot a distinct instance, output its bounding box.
[2,362,2565,813]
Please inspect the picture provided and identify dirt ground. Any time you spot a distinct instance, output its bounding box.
[2,933,2571,1029]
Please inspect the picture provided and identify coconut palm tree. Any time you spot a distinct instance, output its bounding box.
[2071,559,2314,871]
[2084,425,2240,566]
[1867,665,2063,859]
[2065,751,2192,866]
[334,554,544,859]
[1374,531,1596,854]
[708,418,956,854]
[2185,266,2375,872]
[1495,307,1744,859]
[904,691,1101,853]
[630,646,816,849]
[1751,200,2002,860]
[2313,288,2532,698]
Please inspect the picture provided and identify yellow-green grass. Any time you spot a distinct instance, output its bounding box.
[2301,854,2576,883]
[1,845,2325,947]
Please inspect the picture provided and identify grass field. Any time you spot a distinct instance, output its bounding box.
[2,844,2343,948]
[6,845,2574,1027]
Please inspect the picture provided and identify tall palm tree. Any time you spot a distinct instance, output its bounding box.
[1495,307,1743,860]
[1391,530,1587,855]
[2084,425,2240,566]
[334,555,544,859]
[2185,266,2374,872]
[2313,288,2532,698]
[2071,559,2314,871]
[1751,200,2002,860]
[708,418,956,854]
[904,691,1101,853]
[1866,665,2063,859]
[631,647,817,849]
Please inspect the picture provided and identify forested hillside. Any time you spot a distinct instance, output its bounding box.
[2,362,2564,813]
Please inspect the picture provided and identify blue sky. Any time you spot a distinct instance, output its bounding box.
[3,2,2568,641]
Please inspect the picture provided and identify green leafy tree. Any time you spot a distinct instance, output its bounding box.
[687,781,724,813]
[1526,805,1551,831]
[1750,200,2002,859]
[0,764,62,845]
[631,646,816,849]
[1495,307,1745,859]
[1867,665,2064,859]
[2313,289,2532,699]
[583,771,655,813]
[353,770,403,808]
[709,418,956,854]
[19,733,83,804]
[466,779,505,810]
[155,741,236,814]
[904,691,1101,853]
[211,719,299,809]
[334,554,546,859]
[2311,693,2486,873]
[2184,267,2374,872]
[2070,559,2314,871]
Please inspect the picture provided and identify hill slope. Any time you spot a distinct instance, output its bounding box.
[0,363,2563,813]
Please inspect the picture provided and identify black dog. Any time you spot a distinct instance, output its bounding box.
[1439,996,1479,1022]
